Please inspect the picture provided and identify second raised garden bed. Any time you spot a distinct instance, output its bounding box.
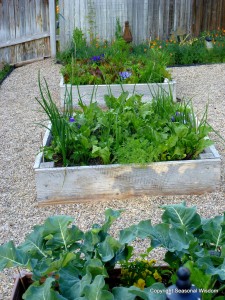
[59,76,176,107]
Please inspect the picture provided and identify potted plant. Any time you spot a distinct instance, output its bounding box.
[1,202,225,299]
[59,28,176,107]
[34,76,220,205]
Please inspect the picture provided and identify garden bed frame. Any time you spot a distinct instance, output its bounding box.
[59,76,176,107]
[34,127,221,206]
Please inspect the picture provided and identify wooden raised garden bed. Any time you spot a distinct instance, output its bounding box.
[10,273,32,300]
[59,76,176,107]
[33,127,221,206]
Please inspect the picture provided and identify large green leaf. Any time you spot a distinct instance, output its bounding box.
[43,216,74,250]
[19,225,47,258]
[112,287,137,300]
[184,261,212,290]
[82,231,101,256]
[101,209,122,233]
[136,220,152,239]
[59,266,91,300]
[37,252,77,277]
[84,258,108,277]
[161,202,201,233]
[197,257,225,280]
[148,224,190,253]
[0,241,29,271]
[147,224,171,249]
[119,225,137,244]
[82,275,114,300]
[119,220,152,244]
[97,236,122,262]
[201,216,225,249]
[22,277,67,300]
[169,228,191,252]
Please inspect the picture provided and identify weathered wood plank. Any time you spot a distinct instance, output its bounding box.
[49,0,56,57]
[36,157,221,206]
[0,32,50,48]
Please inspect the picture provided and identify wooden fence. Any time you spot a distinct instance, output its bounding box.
[1,0,225,63]
[0,0,56,65]
[192,0,225,36]
[59,0,225,49]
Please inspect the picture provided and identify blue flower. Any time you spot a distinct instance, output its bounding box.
[69,117,75,122]
[91,54,104,62]
[119,71,132,80]
[171,116,175,122]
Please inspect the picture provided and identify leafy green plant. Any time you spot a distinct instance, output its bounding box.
[0,63,13,82]
[37,79,214,167]
[1,203,225,299]
[120,259,173,289]
[115,18,122,40]
[120,202,225,299]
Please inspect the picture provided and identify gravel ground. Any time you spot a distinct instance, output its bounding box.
[0,59,225,299]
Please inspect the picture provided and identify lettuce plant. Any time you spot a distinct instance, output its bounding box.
[0,203,225,299]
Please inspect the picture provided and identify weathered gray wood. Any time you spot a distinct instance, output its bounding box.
[49,0,56,57]
[58,0,193,48]
[0,32,50,48]
[34,128,221,205]
[60,76,176,107]
[0,0,50,64]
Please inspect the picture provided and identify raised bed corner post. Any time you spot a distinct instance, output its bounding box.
[49,0,56,57]
[166,267,202,299]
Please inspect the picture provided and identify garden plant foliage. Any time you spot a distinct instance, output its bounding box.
[58,27,225,86]
[0,63,13,83]
[0,203,225,299]
[59,28,171,85]
[37,76,213,167]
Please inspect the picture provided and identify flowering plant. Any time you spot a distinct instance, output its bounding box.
[120,259,172,289]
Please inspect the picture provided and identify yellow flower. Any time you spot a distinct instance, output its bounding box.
[134,278,146,290]
[153,270,162,282]
[149,259,156,265]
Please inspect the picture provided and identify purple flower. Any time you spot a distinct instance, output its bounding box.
[69,117,75,122]
[119,71,132,80]
[171,116,175,122]
[91,54,104,62]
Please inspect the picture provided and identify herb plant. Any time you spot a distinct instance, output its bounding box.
[1,203,225,299]
[37,77,213,167]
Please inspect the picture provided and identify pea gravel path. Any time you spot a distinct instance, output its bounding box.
[0,59,225,299]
